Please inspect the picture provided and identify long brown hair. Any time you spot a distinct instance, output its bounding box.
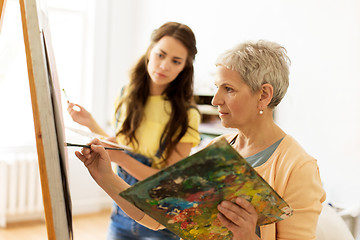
[115,22,198,161]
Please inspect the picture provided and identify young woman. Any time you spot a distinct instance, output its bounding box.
[68,22,200,240]
[75,40,326,240]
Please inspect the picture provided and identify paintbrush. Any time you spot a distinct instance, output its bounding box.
[66,142,124,151]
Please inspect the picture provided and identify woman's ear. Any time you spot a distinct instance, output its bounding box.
[258,83,274,109]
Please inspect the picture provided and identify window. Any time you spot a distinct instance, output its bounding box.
[0,0,95,149]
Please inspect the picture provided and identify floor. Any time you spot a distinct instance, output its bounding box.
[0,209,111,240]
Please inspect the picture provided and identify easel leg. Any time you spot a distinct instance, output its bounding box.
[0,0,8,34]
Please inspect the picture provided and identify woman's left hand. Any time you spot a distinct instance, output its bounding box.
[217,197,260,240]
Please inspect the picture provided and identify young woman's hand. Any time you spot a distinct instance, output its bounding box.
[67,102,93,127]
[75,138,114,186]
[217,197,261,240]
[105,136,117,143]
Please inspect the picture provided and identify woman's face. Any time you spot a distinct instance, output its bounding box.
[147,36,188,95]
[212,66,260,129]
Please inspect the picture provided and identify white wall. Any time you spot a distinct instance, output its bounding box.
[101,0,360,209]
[47,0,113,214]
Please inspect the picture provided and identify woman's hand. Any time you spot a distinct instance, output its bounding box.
[217,197,260,240]
[67,102,93,127]
[75,138,114,186]
[105,136,117,143]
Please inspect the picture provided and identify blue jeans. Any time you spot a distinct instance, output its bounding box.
[106,151,180,240]
[107,204,179,240]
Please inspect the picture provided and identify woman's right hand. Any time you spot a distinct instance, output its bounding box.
[67,102,93,127]
[75,138,114,186]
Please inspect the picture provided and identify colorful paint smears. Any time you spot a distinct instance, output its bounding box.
[120,138,293,240]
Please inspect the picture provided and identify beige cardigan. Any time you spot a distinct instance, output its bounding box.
[217,134,326,240]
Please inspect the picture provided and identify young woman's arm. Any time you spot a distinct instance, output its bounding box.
[67,102,109,137]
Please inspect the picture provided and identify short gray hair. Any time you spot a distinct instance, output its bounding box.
[215,40,290,108]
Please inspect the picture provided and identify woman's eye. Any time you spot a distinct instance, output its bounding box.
[225,87,233,92]
[173,60,181,65]
[157,53,164,58]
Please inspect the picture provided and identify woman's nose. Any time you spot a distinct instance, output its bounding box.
[160,59,170,70]
[211,90,221,106]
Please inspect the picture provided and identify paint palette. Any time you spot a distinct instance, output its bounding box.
[120,138,292,240]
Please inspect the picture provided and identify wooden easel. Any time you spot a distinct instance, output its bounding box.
[0,0,6,34]
[0,0,72,239]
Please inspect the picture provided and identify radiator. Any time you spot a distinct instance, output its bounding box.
[0,151,44,227]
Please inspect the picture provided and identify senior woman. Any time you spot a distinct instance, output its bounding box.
[212,40,326,240]
[75,40,326,240]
